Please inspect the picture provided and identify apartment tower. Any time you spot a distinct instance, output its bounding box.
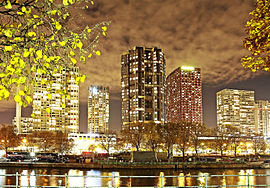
[88,86,109,133]
[216,89,255,134]
[166,66,202,124]
[31,66,79,133]
[121,46,166,128]
[255,100,270,138]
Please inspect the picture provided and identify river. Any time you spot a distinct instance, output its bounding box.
[0,167,270,187]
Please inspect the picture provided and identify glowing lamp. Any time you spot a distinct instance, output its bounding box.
[181,66,195,71]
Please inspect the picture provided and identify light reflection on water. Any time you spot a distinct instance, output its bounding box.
[1,168,270,187]
[0,169,6,186]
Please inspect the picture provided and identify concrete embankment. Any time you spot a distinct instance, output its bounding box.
[0,162,265,169]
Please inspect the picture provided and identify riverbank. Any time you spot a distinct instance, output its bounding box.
[0,161,265,169]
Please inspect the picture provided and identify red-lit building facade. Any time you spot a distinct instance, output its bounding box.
[166,67,202,124]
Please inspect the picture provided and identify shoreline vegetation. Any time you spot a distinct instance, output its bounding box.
[0,161,266,169]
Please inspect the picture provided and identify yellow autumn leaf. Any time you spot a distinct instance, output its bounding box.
[63,0,68,5]
[46,108,51,114]
[62,103,66,108]
[5,46,12,51]
[87,29,92,33]
[18,90,25,96]
[48,94,52,99]
[80,56,85,61]
[69,0,75,4]
[14,95,21,103]
[4,30,12,38]
[80,75,86,83]
[55,21,62,30]
[102,26,107,31]
[88,53,92,58]
[28,31,36,37]
[70,50,75,56]
[95,51,101,56]
[70,57,77,64]
[36,50,43,59]
[3,90,9,98]
[22,6,26,12]
[77,41,83,49]
[5,1,12,9]
[25,96,32,104]
[59,41,66,46]
[23,50,30,57]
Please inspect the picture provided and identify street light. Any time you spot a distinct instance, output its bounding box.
[22,138,27,144]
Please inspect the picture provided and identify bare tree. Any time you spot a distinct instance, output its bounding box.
[33,131,55,152]
[158,122,180,160]
[209,127,229,158]
[99,130,117,156]
[225,125,242,158]
[144,122,161,152]
[190,123,208,158]
[53,131,74,155]
[175,121,192,162]
[0,124,20,156]
[250,133,266,156]
[120,123,146,151]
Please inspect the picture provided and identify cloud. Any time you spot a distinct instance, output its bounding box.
[72,0,258,102]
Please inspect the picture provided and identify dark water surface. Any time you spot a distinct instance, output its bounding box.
[0,167,270,187]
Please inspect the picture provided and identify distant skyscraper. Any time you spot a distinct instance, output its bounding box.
[88,86,109,133]
[255,100,270,138]
[166,66,202,124]
[216,89,255,134]
[31,66,79,133]
[121,46,166,128]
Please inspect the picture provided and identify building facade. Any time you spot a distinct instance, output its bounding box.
[88,86,109,134]
[216,89,255,134]
[68,133,117,154]
[31,66,79,133]
[255,100,270,138]
[13,117,33,134]
[166,66,202,124]
[121,46,166,128]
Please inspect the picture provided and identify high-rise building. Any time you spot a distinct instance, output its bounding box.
[216,89,255,134]
[166,66,202,124]
[121,46,166,128]
[88,86,109,133]
[31,66,79,133]
[13,117,33,134]
[255,100,270,138]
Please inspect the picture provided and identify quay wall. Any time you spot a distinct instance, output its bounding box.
[0,162,264,169]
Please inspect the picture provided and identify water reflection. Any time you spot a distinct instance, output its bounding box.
[0,169,6,186]
[68,170,84,187]
[85,170,101,187]
[0,167,270,187]
[157,172,165,187]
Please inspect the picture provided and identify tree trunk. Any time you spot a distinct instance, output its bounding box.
[221,147,223,158]
[182,149,185,162]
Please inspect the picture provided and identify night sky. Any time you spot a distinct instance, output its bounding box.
[1,0,270,132]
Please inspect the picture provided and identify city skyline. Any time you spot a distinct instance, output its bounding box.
[0,0,270,131]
